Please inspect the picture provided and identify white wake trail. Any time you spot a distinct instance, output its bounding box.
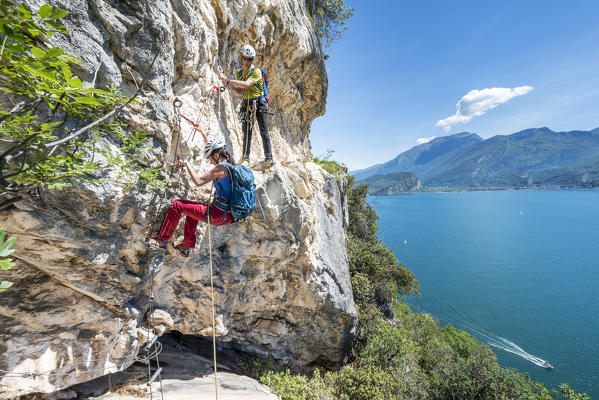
[487,337,550,368]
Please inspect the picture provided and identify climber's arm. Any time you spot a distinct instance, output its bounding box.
[184,163,228,187]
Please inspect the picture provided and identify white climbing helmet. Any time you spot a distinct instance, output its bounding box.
[204,138,225,157]
[240,44,256,59]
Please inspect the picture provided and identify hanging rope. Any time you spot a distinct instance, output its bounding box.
[145,252,165,400]
[179,85,224,143]
[207,190,219,400]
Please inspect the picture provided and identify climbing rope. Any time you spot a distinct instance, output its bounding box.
[179,85,224,143]
[145,251,165,400]
[207,193,220,400]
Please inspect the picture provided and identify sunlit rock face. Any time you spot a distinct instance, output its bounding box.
[0,0,356,398]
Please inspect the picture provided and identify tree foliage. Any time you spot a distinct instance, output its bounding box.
[306,0,354,50]
[0,1,162,195]
[346,174,418,313]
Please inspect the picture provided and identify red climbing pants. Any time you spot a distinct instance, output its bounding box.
[156,199,233,249]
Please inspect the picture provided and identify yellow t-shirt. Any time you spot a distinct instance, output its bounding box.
[237,65,263,100]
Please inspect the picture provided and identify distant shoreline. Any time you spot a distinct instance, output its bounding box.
[368,186,599,196]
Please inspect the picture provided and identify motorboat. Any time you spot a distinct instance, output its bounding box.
[542,361,553,369]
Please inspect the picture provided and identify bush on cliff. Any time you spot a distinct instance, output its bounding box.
[306,0,354,50]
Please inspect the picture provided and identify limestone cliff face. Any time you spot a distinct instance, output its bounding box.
[0,1,356,398]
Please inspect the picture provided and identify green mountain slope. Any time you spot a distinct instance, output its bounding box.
[352,132,483,181]
[355,127,599,189]
[425,128,599,187]
[358,172,420,195]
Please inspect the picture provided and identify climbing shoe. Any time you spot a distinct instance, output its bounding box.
[172,242,190,257]
[253,159,274,171]
[239,156,250,166]
[140,237,166,251]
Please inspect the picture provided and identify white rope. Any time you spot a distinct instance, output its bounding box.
[207,202,219,400]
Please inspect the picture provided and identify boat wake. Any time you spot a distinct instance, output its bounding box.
[488,338,553,368]
[419,292,553,369]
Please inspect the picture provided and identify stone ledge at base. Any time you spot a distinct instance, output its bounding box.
[93,374,280,400]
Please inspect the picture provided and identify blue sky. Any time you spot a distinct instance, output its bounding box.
[309,0,599,170]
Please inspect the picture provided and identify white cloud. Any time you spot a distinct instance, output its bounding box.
[436,86,534,132]
[417,136,436,144]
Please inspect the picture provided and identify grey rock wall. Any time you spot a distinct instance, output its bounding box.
[0,0,356,398]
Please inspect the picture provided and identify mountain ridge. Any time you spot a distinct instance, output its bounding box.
[352,132,483,181]
[354,127,599,189]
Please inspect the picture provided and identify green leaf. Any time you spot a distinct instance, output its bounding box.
[30,46,46,59]
[39,4,52,19]
[44,20,67,34]
[68,77,82,88]
[27,28,41,36]
[74,96,101,106]
[50,8,68,19]
[0,281,13,292]
[45,47,64,58]
[61,64,73,80]
[10,32,31,43]
[4,43,25,53]
[21,64,58,82]
[18,4,31,19]
[0,235,15,257]
[0,258,15,270]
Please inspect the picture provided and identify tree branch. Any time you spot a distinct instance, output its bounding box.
[0,98,43,123]
[48,93,66,121]
[0,133,41,160]
[4,48,162,163]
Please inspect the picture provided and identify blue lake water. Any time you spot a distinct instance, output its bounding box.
[371,190,599,397]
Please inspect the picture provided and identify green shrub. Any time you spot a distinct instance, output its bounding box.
[347,234,418,308]
[350,272,373,306]
[333,365,402,400]
[259,369,328,400]
[306,0,354,50]
[441,324,483,360]
[347,180,378,242]
[358,318,418,370]
[313,157,347,178]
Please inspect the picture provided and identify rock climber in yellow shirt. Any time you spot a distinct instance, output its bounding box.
[219,44,273,169]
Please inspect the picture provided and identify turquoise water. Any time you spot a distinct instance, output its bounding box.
[371,190,599,397]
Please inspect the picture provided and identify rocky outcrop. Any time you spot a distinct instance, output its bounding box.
[0,0,356,398]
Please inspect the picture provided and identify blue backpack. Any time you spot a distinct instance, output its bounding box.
[213,162,256,221]
[238,67,269,104]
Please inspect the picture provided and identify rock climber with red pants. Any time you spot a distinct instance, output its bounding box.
[145,138,234,256]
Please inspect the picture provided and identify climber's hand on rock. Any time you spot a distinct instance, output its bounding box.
[218,72,227,82]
